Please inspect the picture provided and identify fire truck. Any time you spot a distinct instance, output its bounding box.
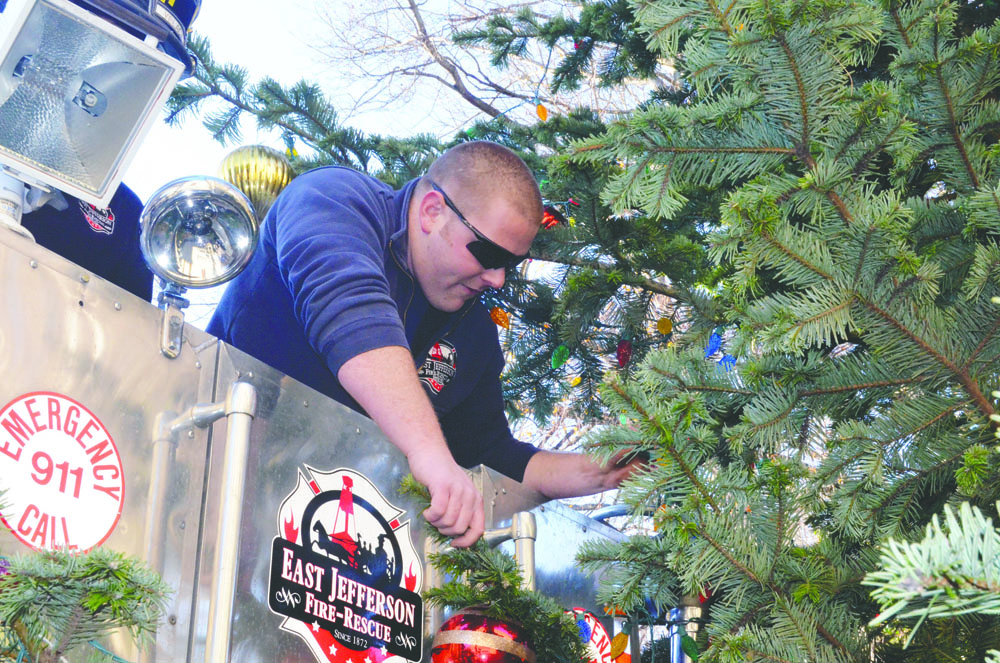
[0,1,640,661]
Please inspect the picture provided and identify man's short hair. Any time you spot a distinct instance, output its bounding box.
[425,141,543,227]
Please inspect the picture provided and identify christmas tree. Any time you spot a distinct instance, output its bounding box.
[564,0,1000,660]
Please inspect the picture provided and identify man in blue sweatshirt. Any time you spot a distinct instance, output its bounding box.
[209,141,639,546]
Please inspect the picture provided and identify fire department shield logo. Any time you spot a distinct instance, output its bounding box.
[417,341,457,395]
[268,466,423,663]
[78,200,115,235]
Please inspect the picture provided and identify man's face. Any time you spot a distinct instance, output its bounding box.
[413,184,537,312]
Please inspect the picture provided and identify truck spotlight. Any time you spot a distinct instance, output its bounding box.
[140,176,257,289]
[140,176,256,358]
[0,0,186,208]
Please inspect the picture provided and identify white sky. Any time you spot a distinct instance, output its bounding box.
[127,0,333,201]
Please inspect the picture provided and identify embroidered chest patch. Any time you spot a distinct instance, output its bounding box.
[417,341,457,395]
[78,200,115,235]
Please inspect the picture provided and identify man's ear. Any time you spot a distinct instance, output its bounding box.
[417,189,445,233]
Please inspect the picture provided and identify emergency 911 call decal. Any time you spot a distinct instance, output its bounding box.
[0,392,124,552]
[269,466,424,663]
[570,608,614,663]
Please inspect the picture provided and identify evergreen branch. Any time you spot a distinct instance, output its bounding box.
[694,518,854,657]
[191,70,321,145]
[850,120,909,178]
[572,140,796,158]
[760,232,837,281]
[932,28,980,189]
[799,378,917,397]
[644,5,702,49]
[644,144,797,156]
[731,602,767,633]
[772,489,786,584]
[777,34,810,145]
[740,649,799,663]
[883,274,921,310]
[659,154,677,211]
[860,299,994,417]
[706,0,735,35]
[746,400,796,437]
[255,80,338,141]
[721,0,738,21]
[815,622,853,661]
[693,517,764,586]
[822,401,965,483]
[775,596,819,662]
[889,7,915,50]
[797,148,856,225]
[528,248,678,298]
[400,476,585,661]
[851,225,875,288]
[608,380,720,512]
[961,315,1000,371]
[0,549,169,663]
[650,367,756,396]
[52,603,85,661]
[795,414,811,450]
[866,502,1000,631]
[872,445,970,527]
[789,300,852,342]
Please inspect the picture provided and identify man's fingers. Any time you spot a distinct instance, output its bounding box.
[441,487,470,531]
[611,449,651,467]
[422,487,448,524]
[425,502,465,536]
[410,455,485,546]
[421,481,484,547]
[427,488,473,534]
[450,502,484,548]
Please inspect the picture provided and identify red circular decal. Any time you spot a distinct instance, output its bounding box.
[0,392,124,551]
[568,608,614,663]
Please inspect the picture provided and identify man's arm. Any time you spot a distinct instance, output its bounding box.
[521,449,645,499]
[338,345,484,547]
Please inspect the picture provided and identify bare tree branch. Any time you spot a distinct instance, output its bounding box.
[310,0,662,133]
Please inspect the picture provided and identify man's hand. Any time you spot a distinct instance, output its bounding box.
[601,449,649,490]
[522,449,649,499]
[407,448,484,547]
[339,345,485,547]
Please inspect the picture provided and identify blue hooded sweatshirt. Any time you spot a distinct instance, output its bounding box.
[208,166,538,480]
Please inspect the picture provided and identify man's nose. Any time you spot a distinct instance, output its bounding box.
[481,267,505,290]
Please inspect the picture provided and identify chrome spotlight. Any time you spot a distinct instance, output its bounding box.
[140,176,257,358]
[141,176,257,288]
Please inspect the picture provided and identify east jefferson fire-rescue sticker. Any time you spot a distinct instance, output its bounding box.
[269,466,424,663]
[0,392,124,551]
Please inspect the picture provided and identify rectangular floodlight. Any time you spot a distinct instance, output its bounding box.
[0,0,183,206]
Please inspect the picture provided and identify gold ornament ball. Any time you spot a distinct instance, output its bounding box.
[218,145,294,221]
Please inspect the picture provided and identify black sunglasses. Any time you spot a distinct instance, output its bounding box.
[428,180,530,272]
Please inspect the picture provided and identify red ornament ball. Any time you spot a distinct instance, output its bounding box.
[432,608,536,663]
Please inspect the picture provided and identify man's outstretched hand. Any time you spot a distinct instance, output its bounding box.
[522,448,650,499]
[408,448,484,548]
